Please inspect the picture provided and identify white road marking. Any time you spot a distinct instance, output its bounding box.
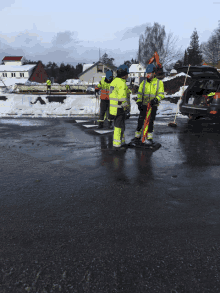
[83,125,99,128]
[75,120,90,123]
[94,130,114,134]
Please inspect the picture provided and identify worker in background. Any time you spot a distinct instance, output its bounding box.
[46,79,51,95]
[95,70,115,129]
[66,84,70,93]
[131,64,165,146]
[109,64,131,150]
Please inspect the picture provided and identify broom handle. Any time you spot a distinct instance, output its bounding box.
[173,64,191,123]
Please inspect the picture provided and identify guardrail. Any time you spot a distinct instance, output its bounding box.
[15,84,96,92]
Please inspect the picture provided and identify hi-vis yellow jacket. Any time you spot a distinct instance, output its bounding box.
[137,77,164,105]
[95,77,115,100]
[46,80,51,86]
[109,77,131,116]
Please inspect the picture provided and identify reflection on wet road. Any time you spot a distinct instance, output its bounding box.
[1,116,220,292]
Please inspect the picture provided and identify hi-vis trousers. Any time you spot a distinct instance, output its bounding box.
[98,99,114,123]
[113,108,126,148]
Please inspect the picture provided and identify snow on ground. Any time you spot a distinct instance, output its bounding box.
[0,93,186,118]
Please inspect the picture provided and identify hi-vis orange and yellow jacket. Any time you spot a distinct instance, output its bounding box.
[95,77,115,100]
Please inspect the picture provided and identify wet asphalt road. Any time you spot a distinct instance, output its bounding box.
[0,115,220,292]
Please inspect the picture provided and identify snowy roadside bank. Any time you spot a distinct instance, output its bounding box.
[0,93,187,119]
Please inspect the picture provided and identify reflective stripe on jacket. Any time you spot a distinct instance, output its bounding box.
[109,77,131,116]
[137,77,165,105]
[207,92,216,97]
[95,77,114,100]
[46,80,51,86]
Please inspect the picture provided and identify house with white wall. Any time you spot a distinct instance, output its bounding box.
[0,56,48,86]
[78,61,117,83]
[129,63,146,78]
[0,56,36,81]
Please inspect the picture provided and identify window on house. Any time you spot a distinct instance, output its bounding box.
[97,65,103,73]
[20,73,24,77]
[139,68,141,71]
[3,73,7,77]
[11,73,16,77]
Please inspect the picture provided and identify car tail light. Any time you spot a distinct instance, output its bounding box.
[214,93,220,99]
[210,111,217,114]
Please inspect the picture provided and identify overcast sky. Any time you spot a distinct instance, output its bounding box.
[0,0,220,68]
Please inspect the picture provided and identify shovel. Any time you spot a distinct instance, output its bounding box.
[168,64,191,127]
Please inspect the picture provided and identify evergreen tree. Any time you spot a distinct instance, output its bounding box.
[173,59,184,70]
[100,53,115,66]
[124,60,132,68]
[75,63,83,75]
[187,28,203,66]
[183,50,188,66]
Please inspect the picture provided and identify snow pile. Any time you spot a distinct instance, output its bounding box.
[0,93,185,118]
[86,87,95,92]
[61,79,99,86]
[162,72,192,97]
[61,79,81,85]
[162,72,191,82]
[0,78,29,87]
[25,80,42,86]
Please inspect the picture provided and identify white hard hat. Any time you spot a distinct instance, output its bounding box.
[170,69,177,74]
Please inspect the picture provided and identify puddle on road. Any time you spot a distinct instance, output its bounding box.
[0,119,50,126]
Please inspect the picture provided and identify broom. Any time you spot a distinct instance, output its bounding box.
[168,64,191,127]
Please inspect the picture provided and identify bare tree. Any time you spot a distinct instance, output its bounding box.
[137,22,184,69]
[200,20,220,65]
[200,34,220,65]
[158,31,185,68]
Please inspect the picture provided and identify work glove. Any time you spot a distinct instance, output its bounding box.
[136,102,143,111]
[150,98,159,106]
[125,112,130,120]
[124,109,130,120]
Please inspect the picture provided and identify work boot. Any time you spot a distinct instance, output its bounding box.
[113,146,126,151]
[144,139,154,146]
[108,121,113,129]
[98,122,104,129]
[131,137,141,143]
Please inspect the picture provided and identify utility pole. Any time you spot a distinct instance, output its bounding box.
[99,48,100,61]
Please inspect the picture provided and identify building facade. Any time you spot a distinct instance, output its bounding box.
[129,63,146,78]
[78,61,117,83]
[0,56,48,84]
[29,61,48,83]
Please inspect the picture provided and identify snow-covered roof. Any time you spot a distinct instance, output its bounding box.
[0,78,29,87]
[83,64,94,72]
[0,64,36,72]
[129,64,146,73]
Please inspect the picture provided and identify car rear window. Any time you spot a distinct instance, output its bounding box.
[193,80,220,91]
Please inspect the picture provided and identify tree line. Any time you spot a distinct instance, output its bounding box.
[23,59,83,84]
